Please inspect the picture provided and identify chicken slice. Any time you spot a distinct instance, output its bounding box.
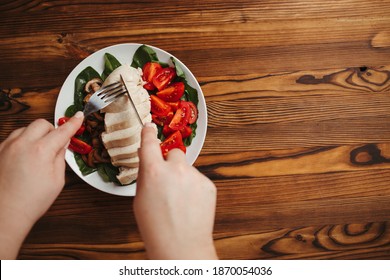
[117,167,139,185]
[104,104,151,133]
[113,157,139,168]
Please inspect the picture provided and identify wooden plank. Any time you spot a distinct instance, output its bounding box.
[0,5,389,86]
[215,222,390,260]
[211,171,390,235]
[18,221,389,260]
[2,0,390,19]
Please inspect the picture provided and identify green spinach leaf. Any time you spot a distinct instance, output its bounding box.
[131,45,169,68]
[102,53,121,80]
[171,57,199,105]
[96,163,120,184]
[64,104,78,117]
[74,153,96,176]
[171,57,186,79]
[97,164,110,182]
[183,122,197,146]
[102,163,120,184]
[74,66,101,110]
[184,82,198,105]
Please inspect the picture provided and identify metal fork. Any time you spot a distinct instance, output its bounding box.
[83,81,127,116]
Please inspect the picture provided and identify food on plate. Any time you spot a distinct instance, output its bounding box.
[131,46,199,158]
[60,45,199,185]
[100,65,154,185]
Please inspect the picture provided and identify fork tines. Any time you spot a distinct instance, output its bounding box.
[97,81,127,103]
[83,81,127,116]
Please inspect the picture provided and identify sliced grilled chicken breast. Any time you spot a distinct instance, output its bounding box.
[100,64,155,185]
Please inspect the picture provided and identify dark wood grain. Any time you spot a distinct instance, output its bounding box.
[216,222,390,260]
[0,0,389,260]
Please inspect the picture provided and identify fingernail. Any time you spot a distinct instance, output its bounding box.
[144,122,154,128]
[74,111,84,119]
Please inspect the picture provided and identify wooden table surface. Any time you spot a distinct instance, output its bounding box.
[0,0,389,260]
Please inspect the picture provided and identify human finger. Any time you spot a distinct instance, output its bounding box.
[0,127,26,153]
[138,123,164,167]
[0,127,26,150]
[20,119,54,142]
[54,147,67,176]
[6,127,26,141]
[166,148,187,164]
[43,111,84,152]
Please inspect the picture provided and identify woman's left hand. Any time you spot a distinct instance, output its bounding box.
[0,112,84,259]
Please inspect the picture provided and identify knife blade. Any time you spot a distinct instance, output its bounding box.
[120,74,143,126]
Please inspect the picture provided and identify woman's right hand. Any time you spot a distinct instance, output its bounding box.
[134,124,218,260]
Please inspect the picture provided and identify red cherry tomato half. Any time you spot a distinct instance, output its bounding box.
[69,137,92,155]
[167,101,181,112]
[168,102,191,131]
[142,62,162,83]
[181,101,198,124]
[152,67,176,91]
[152,111,174,127]
[162,124,175,138]
[58,117,85,135]
[180,125,193,139]
[150,95,172,116]
[160,130,186,158]
[156,82,185,102]
[58,117,69,126]
[143,82,156,91]
[164,124,192,139]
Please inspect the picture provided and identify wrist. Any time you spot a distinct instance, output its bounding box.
[146,238,218,260]
[0,193,35,259]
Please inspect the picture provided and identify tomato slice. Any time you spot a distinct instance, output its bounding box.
[150,95,172,116]
[180,125,193,139]
[160,130,186,158]
[167,101,181,112]
[181,101,198,124]
[162,124,175,137]
[152,67,176,91]
[163,124,191,139]
[58,116,69,126]
[143,82,156,91]
[142,62,162,83]
[168,102,190,131]
[58,117,85,135]
[152,111,174,127]
[156,82,185,102]
[69,137,92,154]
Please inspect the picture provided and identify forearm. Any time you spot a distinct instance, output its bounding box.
[0,196,34,259]
[143,231,218,260]
[149,243,218,260]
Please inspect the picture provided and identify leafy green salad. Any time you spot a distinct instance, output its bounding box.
[60,45,199,185]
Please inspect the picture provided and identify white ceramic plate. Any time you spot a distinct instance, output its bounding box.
[54,43,207,196]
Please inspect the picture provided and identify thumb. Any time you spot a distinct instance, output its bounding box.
[44,111,85,152]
